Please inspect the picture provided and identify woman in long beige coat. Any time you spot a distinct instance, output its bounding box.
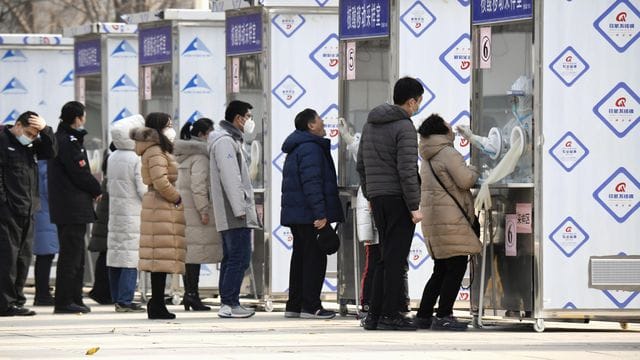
[130,113,185,320]
[414,114,481,331]
[174,118,222,311]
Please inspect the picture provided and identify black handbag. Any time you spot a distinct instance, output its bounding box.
[428,161,481,238]
[317,224,340,255]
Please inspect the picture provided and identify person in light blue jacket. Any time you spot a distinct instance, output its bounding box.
[33,161,59,306]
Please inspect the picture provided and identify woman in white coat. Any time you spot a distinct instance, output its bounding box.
[107,115,146,312]
[175,118,222,311]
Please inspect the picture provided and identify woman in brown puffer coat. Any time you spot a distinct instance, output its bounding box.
[130,113,185,320]
[414,114,481,331]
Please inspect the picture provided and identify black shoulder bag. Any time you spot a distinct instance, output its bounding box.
[428,160,481,238]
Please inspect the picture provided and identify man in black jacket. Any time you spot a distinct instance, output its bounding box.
[357,77,424,330]
[48,101,102,314]
[0,111,56,316]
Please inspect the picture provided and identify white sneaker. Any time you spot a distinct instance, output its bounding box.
[218,304,255,318]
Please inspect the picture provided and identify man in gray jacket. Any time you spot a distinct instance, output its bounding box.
[357,77,424,331]
[209,100,259,318]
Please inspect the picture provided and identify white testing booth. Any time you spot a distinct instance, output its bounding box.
[226,0,339,309]
[468,0,640,331]
[337,0,472,314]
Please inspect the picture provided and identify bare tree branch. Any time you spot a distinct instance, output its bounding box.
[0,0,33,32]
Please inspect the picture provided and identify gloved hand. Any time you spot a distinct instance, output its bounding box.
[338,117,354,145]
[456,124,474,140]
[457,125,501,159]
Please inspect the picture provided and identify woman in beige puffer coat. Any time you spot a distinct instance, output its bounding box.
[174,118,222,311]
[414,114,480,331]
[130,112,185,320]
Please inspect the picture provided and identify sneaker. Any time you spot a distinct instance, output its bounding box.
[218,304,255,318]
[115,303,145,313]
[413,315,433,329]
[284,311,300,318]
[377,314,417,331]
[300,308,336,319]
[431,316,468,331]
[362,313,379,330]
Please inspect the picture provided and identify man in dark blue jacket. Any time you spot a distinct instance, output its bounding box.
[0,111,56,316]
[280,108,344,319]
[48,101,102,314]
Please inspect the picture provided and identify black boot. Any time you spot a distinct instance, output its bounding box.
[183,264,210,311]
[148,272,175,320]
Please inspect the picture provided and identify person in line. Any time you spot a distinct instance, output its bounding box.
[415,114,481,331]
[175,118,222,311]
[32,160,59,306]
[280,108,344,320]
[131,113,186,320]
[88,145,115,305]
[208,100,259,319]
[356,77,424,331]
[49,101,102,314]
[0,111,56,316]
[107,115,146,313]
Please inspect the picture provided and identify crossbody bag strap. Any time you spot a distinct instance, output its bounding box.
[428,160,475,227]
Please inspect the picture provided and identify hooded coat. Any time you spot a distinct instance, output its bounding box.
[356,103,420,211]
[107,116,146,268]
[33,161,59,255]
[280,130,344,226]
[131,127,185,274]
[419,134,481,259]
[174,138,222,264]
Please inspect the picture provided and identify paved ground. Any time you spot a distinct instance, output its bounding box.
[1,297,639,359]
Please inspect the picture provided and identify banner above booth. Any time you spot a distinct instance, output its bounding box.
[74,38,101,76]
[139,26,172,65]
[339,0,390,40]
[471,0,533,25]
[226,11,263,55]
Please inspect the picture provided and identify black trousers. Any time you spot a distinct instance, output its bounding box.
[35,254,55,300]
[360,244,410,312]
[54,224,87,307]
[417,255,468,318]
[183,263,201,295]
[369,196,415,317]
[0,212,32,311]
[286,224,327,313]
[89,251,111,302]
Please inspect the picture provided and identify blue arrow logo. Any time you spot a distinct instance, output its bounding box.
[1,77,27,93]
[182,37,211,55]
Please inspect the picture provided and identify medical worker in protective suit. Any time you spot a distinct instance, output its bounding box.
[457,75,533,211]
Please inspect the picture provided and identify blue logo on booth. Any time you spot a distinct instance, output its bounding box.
[439,33,471,84]
[593,0,640,53]
[60,70,74,86]
[548,131,590,172]
[271,14,306,38]
[400,1,437,38]
[320,104,340,150]
[408,233,430,270]
[273,225,293,250]
[450,111,471,160]
[592,82,639,138]
[414,78,436,114]
[182,37,211,56]
[593,167,639,223]
[111,40,137,57]
[549,46,590,87]
[111,74,137,91]
[563,302,577,310]
[182,74,211,93]
[1,77,27,94]
[309,33,340,80]
[272,152,286,174]
[1,49,27,62]
[187,110,204,124]
[602,252,640,308]
[3,109,20,123]
[112,108,132,123]
[272,75,307,109]
[548,217,590,258]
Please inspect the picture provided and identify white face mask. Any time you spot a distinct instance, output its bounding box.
[163,127,177,143]
[17,134,34,146]
[243,118,255,135]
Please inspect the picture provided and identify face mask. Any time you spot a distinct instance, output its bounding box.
[17,134,33,146]
[243,118,255,135]
[163,127,177,143]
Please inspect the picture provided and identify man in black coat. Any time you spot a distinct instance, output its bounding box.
[356,77,424,331]
[0,111,56,317]
[48,101,102,314]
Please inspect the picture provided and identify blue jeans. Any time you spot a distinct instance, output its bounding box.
[108,267,137,305]
[219,228,252,306]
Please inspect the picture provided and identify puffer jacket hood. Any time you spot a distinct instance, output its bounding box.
[131,127,161,156]
[208,120,243,153]
[111,114,144,151]
[367,103,411,124]
[420,134,455,161]
[174,137,207,163]
[281,129,330,154]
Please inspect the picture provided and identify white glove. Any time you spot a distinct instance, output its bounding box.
[249,141,261,181]
[457,125,501,159]
[456,124,473,140]
[338,117,354,145]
